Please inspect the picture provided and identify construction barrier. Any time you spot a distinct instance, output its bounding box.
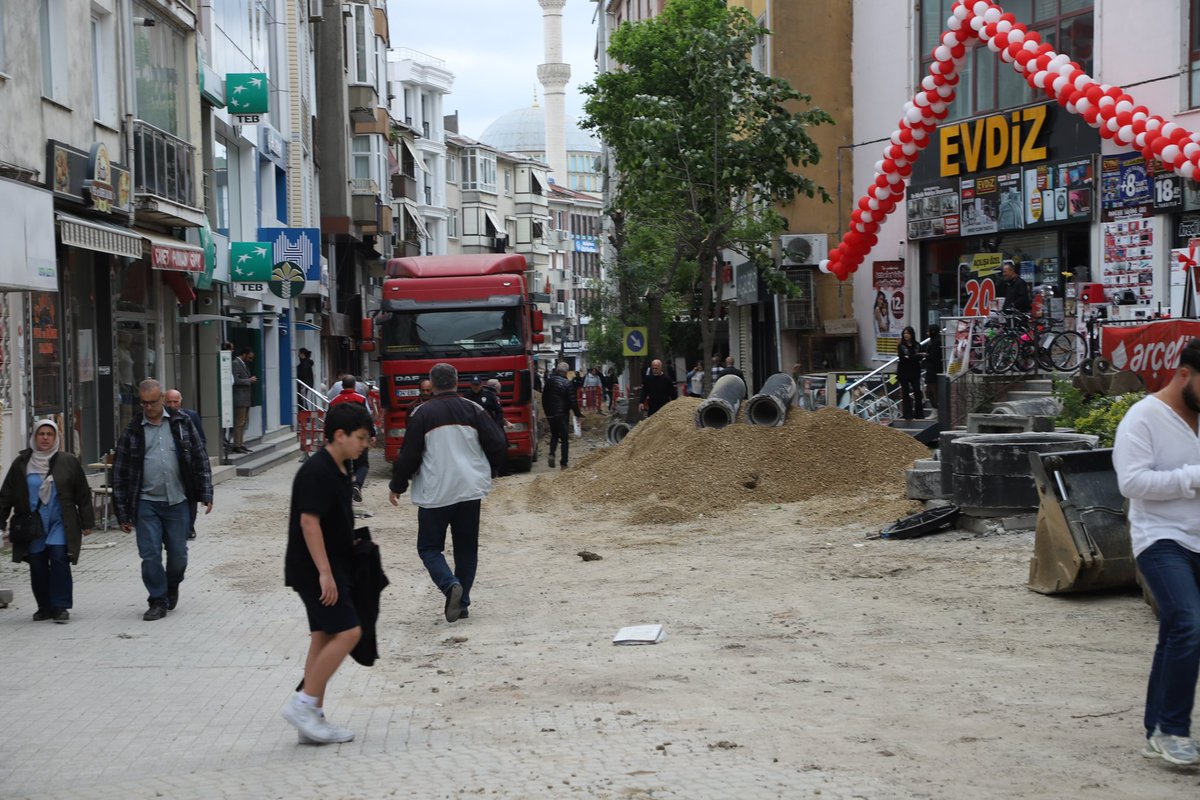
[297,409,325,457]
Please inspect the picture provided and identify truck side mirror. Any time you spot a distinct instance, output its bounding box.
[531,308,544,333]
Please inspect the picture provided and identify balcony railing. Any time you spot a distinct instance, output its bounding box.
[352,178,380,195]
[394,48,447,69]
[391,173,417,201]
[132,119,196,208]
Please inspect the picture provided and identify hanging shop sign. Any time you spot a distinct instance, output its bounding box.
[906,103,1098,241]
[46,140,132,216]
[226,73,269,125]
[258,227,321,280]
[230,241,273,281]
[871,260,905,358]
[1099,151,1200,221]
[1100,319,1200,391]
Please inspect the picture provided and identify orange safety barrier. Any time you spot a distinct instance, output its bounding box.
[297,409,325,456]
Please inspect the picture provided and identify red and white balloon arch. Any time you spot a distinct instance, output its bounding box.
[820,0,1197,281]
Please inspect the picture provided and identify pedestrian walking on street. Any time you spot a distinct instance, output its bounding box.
[113,379,214,621]
[543,361,581,469]
[296,348,315,389]
[231,347,257,453]
[164,388,205,539]
[329,376,375,502]
[465,375,505,432]
[1114,337,1200,766]
[281,401,373,745]
[641,358,678,416]
[388,363,507,623]
[0,420,93,623]
[686,361,706,398]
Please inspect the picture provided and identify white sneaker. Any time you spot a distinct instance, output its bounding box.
[1146,727,1200,765]
[297,713,355,744]
[281,697,331,743]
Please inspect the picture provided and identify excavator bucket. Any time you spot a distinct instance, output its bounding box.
[1027,449,1137,594]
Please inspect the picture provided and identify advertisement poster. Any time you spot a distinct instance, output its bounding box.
[1023,157,1093,226]
[31,291,62,414]
[1100,320,1200,390]
[906,185,959,241]
[795,374,828,410]
[947,318,977,375]
[958,253,1002,316]
[960,176,999,235]
[1101,152,1153,220]
[872,260,905,358]
[1101,218,1154,305]
[996,171,1024,230]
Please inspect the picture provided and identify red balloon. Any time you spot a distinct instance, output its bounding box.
[882,158,896,173]
[950,44,966,59]
[863,233,879,248]
[1104,86,1123,99]
[1171,127,1191,142]
[1082,106,1100,125]
[1034,54,1052,72]
[1116,111,1133,127]
[1085,85,1104,104]
[1023,30,1041,45]
[897,163,913,177]
[898,128,913,143]
[1015,50,1033,69]
[1098,124,1115,140]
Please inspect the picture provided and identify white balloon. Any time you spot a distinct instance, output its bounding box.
[1008,29,1025,44]
[937,84,954,98]
[987,37,1002,53]
[861,211,873,223]
[906,107,924,124]
[1145,118,1163,132]
[868,198,880,210]
[996,20,1013,34]
[1183,142,1200,159]
[931,101,947,114]
[886,172,903,184]
[1075,97,1091,114]
[818,259,831,274]
[1033,71,1049,89]
[1162,144,1182,164]
[1052,75,1070,94]
[972,1,989,17]
[922,75,937,91]
[942,32,960,47]
[953,3,970,20]
[1161,122,1180,139]
[1073,74,1093,91]
[914,93,931,107]
[1134,132,1148,149]
[983,7,1001,23]
[874,160,885,173]
[1023,40,1039,53]
[1115,99,1134,115]
[1106,117,1119,132]
[902,143,917,155]
[970,16,985,31]
[891,131,904,145]
[1181,161,1196,180]
[1048,53,1070,71]
[912,127,928,140]
[1116,125,1134,146]
[947,15,962,30]
[935,45,952,62]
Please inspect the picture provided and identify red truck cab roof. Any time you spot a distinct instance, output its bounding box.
[386,254,528,279]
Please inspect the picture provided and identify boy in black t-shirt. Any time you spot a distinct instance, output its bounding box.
[281,402,373,745]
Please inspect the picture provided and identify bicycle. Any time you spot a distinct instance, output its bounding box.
[988,318,1085,373]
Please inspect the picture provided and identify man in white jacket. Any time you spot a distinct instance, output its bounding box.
[1114,338,1200,766]
[388,363,507,623]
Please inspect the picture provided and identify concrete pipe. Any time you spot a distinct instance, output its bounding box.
[606,420,632,445]
[746,373,798,427]
[695,374,747,429]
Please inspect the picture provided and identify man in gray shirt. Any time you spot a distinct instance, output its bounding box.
[113,379,213,621]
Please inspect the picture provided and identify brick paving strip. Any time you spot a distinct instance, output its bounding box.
[0,456,912,800]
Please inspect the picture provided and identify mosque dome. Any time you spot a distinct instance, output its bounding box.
[479,104,601,157]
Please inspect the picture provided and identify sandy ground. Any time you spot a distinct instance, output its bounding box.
[8,413,1196,798]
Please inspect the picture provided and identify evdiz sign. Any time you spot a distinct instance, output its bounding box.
[939,105,1048,178]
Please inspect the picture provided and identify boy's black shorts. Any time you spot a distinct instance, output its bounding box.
[295,585,360,634]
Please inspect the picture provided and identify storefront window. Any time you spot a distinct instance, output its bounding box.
[68,251,99,464]
[920,0,1092,122]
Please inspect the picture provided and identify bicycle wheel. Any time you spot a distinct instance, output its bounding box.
[988,333,1020,373]
[1015,339,1037,372]
[1047,331,1085,372]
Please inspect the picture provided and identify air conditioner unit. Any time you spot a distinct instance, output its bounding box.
[780,234,828,267]
[308,0,324,21]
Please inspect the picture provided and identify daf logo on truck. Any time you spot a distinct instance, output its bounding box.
[370,254,546,471]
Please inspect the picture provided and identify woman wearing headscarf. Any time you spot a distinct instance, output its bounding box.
[0,420,94,622]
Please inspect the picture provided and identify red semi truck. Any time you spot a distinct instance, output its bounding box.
[367,253,545,471]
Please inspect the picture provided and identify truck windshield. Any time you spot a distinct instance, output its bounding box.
[378,308,522,357]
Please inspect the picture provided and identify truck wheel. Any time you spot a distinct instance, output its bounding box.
[510,456,533,473]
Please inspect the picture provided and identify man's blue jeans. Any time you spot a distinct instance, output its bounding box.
[1136,539,1200,738]
[136,499,190,606]
[416,500,480,610]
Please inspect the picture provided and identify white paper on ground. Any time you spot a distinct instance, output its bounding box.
[612,624,666,645]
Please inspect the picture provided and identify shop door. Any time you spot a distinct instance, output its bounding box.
[227,327,264,407]
[65,250,114,464]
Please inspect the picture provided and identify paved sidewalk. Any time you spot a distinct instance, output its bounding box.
[0,456,910,800]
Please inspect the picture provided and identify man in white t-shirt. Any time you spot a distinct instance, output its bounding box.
[1114,338,1200,766]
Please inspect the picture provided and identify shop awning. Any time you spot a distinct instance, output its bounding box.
[137,228,204,272]
[161,269,196,305]
[0,179,57,292]
[57,213,143,259]
[402,202,430,240]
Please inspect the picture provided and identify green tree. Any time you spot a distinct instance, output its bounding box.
[582,0,831,392]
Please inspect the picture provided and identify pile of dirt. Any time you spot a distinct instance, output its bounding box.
[527,398,928,524]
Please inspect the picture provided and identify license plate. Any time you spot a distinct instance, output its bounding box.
[396,388,419,397]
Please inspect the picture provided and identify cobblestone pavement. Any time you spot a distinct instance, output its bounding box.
[0,456,918,800]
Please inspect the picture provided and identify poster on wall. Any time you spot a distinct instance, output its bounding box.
[30,291,62,414]
[906,185,959,241]
[960,176,999,235]
[1101,218,1154,305]
[995,171,1024,230]
[872,260,905,359]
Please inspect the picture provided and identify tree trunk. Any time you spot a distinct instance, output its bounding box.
[699,249,718,396]
[646,292,664,363]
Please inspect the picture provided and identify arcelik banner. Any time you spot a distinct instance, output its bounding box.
[1100,320,1200,391]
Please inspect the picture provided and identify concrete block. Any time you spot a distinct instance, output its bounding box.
[906,467,944,500]
[913,458,940,471]
[0,588,12,607]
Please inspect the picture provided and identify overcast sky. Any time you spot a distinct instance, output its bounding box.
[387,0,601,141]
